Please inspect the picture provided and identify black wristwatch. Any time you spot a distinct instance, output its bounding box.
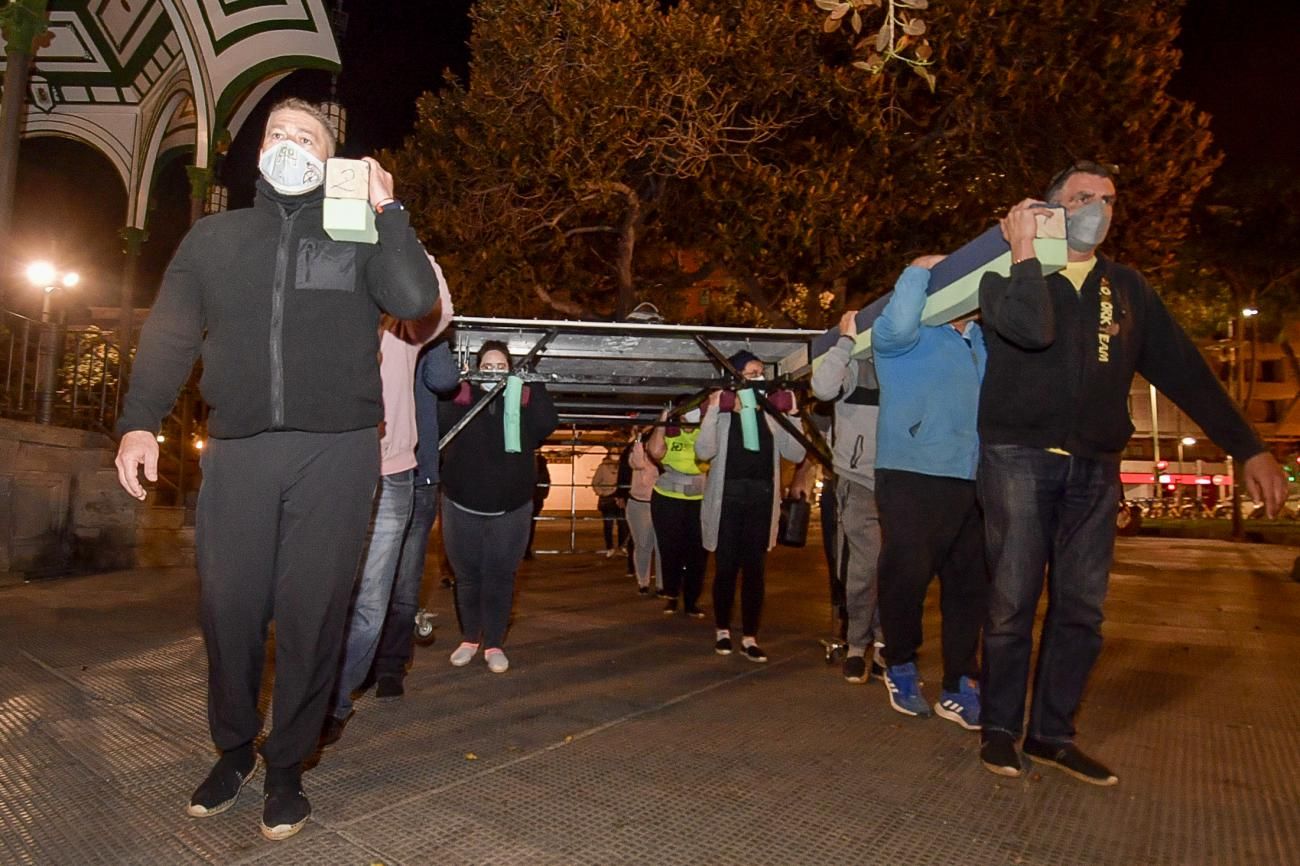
[375,199,404,214]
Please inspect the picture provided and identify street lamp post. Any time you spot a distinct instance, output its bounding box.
[26,261,78,425]
[1178,436,1196,509]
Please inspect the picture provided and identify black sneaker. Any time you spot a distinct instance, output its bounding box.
[1023,738,1119,786]
[714,637,733,655]
[740,644,768,663]
[186,751,258,818]
[843,655,868,684]
[637,586,651,596]
[980,731,1023,778]
[684,606,706,619]
[319,714,348,748]
[375,676,405,701]
[260,776,311,841]
[654,590,670,600]
[662,598,679,615]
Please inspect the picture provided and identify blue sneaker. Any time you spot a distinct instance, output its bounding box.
[935,676,981,731]
[884,662,932,717]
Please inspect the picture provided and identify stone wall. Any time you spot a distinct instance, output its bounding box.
[0,419,144,583]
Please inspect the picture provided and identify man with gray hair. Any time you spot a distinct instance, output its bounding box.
[115,97,441,839]
[976,161,1287,785]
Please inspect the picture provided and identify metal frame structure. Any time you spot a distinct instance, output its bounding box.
[441,316,828,462]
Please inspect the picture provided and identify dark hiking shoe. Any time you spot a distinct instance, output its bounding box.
[375,676,405,701]
[1023,738,1119,786]
[714,637,733,655]
[980,732,1024,778]
[662,597,679,615]
[186,751,258,818]
[683,606,706,619]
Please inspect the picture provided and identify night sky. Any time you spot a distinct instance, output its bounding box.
[7,0,1298,319]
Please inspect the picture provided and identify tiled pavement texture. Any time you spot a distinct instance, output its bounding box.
[1,535,1297,865]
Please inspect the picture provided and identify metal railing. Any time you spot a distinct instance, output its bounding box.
[1,309,126,432]
[1,308,204,508]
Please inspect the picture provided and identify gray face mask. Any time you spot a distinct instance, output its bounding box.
[1065,199,1111,253]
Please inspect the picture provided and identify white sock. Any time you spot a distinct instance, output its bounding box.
[716,629,730,641]
[742,636,757,649]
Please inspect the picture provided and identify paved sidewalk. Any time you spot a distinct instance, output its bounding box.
[1,535,1297,865]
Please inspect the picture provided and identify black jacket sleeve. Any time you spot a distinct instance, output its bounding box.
[364,210,440,319]
[526,384,560,448]
[615,445,634,497]
[979,259,1056,350]
[1135,280,1265,462]
[116,228,205,435]
[421,340,461,396]
[527,384,559,447]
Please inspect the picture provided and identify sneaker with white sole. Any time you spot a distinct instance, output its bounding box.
[934,676,981,730]
[1023,738,1119,786]
[260,767,310,841]
[883,661,932,717]
[449,642,479,667]
[485,648,509,673]
[187,751,258,818]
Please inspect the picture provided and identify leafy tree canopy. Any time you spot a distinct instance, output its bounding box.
[390,0,1218,326]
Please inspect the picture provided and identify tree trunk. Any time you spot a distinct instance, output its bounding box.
[614,193,641,320]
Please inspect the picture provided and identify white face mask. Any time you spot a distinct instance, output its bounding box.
[258,140,325,196]
[682,408,701,424]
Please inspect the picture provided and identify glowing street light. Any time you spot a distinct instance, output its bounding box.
[1180,436,1197,447]
[24,260,80,320]
[24,260,81,425]
[1242,306,1260,318]
[25,260,55,287]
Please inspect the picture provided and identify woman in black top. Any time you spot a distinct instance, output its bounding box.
[439,341,558,673]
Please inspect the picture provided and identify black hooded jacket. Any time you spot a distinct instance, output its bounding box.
[118,180,439,439]
[978,257,1263,462]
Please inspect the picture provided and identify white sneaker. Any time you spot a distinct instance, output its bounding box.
[449,642,479,667]
[485,648,509,674]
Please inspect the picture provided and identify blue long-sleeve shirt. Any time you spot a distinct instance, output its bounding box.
[871,265,986,480]
[413,340,461,485]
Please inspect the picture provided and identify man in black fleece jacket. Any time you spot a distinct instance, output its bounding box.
[113,98,440,840]
[975,162,1286,786]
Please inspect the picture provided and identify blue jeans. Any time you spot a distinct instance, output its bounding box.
[978,444,1119,743]
[373,481,440,679]
[331,470,415,719]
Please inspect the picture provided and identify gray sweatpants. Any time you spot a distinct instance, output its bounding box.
[836,476,882,651]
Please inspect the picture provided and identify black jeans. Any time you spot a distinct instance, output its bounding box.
[820,483,843,630]
[876,468,987,692]
[373,481,440,679]
[712,478,773,635]
[599,499,629,550]
[443,499,532,648]
[978,445,1120,743]
[651,491,706,608]
[196,428,378,769]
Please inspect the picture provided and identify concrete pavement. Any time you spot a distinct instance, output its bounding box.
[1,532,1297,865]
